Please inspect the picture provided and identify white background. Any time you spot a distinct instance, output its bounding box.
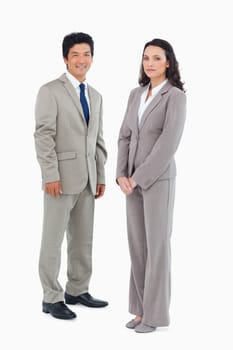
[0,0,233,348]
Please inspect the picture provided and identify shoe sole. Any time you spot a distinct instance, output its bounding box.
[65,297,108,308]
[42,306,76,319]
[66,300,108,307]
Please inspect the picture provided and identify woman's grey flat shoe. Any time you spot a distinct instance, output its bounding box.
[134,323,156,333]
[125,319,142,329]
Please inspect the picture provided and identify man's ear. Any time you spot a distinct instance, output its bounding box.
[63,57,68,70]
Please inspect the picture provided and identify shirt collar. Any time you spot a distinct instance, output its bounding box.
[66,71,88,89]
[150,79,168,96]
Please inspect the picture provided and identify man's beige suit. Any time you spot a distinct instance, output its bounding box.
[116,81,186,327]
[34,74,107,303]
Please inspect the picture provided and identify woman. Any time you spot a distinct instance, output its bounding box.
[116,39,186,333]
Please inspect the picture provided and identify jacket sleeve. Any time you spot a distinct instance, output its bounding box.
[34,85,60,185]
[132,89,186,189]
[95,97,107,184]
[116,90,134,179]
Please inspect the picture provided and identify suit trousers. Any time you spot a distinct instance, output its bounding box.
[126,179,175,327]
[39,184,94,303]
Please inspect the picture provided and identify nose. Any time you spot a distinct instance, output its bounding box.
[147,61,154,67]
[78,57,85,63]
[76,55,86,64]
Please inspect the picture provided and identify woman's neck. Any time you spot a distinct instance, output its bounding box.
[150,77,166,89]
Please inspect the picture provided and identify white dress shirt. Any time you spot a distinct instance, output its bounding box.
[138,79,167,125]
[66,71,90,108]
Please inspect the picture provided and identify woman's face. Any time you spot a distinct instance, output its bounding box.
[142,45,169,82]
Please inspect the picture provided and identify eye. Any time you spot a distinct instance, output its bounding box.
[143,56,149,61]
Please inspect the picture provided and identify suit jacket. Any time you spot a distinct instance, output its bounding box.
[34,73,107,195]
[116,81,186,190]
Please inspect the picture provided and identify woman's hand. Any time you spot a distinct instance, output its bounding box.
[128,177,137,189]
[117,176,134,195]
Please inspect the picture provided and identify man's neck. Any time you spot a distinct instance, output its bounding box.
[67,70,86,83]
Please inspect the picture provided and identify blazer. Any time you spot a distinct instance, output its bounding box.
[116,81,186,190]
[34,73,107,195]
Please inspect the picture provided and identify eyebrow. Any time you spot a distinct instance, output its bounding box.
[143,54,162,57]
[71,50,91,54]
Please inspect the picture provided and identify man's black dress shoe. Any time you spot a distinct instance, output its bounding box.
[65,292,108,308]
[42,301,76,319]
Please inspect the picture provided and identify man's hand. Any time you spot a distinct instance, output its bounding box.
[117,176,134,195]
[95,184,106,199]
[45,181,62,197]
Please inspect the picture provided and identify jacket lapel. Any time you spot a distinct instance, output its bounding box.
[59,74,87,126]
[87,85,96,129]
[139,81,172,131]
[131,87,147,135]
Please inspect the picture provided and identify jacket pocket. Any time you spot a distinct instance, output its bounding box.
[57,152,76,161]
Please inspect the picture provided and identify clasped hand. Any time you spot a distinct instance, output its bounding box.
[117,177,137,195]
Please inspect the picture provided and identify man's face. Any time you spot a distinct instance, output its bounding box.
[64,43,93,81]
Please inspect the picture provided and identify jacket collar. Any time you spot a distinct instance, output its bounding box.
[138,81,172,131]
[59,73,95,128]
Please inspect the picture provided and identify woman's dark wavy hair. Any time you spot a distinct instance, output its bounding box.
[139,38,185,92]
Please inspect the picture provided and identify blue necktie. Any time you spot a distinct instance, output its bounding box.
[79,83,89,124]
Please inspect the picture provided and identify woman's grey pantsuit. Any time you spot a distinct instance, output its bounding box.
[116,81,186,327]
[126,179,175,326]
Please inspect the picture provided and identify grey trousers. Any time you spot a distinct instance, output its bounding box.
[126,179,175,327]
[39,184,94,303]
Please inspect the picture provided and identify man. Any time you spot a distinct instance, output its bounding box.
[34,32,108,320]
